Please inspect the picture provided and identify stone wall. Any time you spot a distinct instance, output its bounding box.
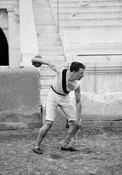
[80,62,122,93]
[0,67,42,130]
[50,91,122,131]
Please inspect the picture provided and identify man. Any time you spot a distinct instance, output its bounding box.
[31,55,85,154]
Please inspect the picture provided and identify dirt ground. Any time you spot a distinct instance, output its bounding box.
[0,128,122,175]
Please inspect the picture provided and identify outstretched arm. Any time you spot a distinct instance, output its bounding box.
[31,55,60,73]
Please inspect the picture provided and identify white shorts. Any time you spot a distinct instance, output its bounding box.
[45,88,77,122]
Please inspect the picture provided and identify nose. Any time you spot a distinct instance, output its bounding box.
[80,74,84,79]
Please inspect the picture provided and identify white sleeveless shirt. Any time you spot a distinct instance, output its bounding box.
[52,68,80,95]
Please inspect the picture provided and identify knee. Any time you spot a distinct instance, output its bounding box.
[45,120,53,129]
[68,120,78,130]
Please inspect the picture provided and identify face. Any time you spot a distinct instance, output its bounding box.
[73,68,85,80]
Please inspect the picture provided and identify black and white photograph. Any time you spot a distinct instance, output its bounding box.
[0,0,122,174]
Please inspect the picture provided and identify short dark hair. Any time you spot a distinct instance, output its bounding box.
[70,61,85,72]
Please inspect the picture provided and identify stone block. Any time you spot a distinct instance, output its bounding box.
[0,122,29,130]
[81,120,112,129]
[70,92,122,121]
[112,121,122,130]
[0,67,43,129]
[28,122,42,129]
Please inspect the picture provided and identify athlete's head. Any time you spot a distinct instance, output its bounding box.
[70,62,85,72]
[70,62,85,80]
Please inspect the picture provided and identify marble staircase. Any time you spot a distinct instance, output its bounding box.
[32,0,122,105]
[50,0,122,29]
[50,0,122,59]
[32,0,66,105]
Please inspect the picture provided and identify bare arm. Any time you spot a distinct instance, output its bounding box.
[31,55,60,73]
[75,86,82,123]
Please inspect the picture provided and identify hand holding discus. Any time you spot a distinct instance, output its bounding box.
[32,55,42,68]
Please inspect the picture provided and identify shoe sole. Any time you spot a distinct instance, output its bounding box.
[61,146,78,151]
[33,148,42,154]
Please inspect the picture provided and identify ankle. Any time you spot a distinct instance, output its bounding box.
[35,144,40,149]
[62,143,68,148]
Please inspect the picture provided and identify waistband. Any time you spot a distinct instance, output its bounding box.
[51,86,67,96]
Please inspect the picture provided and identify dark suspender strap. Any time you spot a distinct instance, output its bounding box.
[51,86,66,96]
[62,69,69,94]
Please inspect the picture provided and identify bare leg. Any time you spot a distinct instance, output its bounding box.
[62,120,78,148]
[35,120,53,148]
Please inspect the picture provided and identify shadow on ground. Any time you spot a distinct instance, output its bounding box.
[0,128,122,175]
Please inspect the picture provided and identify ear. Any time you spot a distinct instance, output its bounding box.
[73,70,77,74]
[72,70,76,73]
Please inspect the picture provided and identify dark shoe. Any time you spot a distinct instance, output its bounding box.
[33,147,42,154]
[65,120,69,128]
[61,146,78,151]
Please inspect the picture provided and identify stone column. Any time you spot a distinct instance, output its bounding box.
[19,0,39,66]
[7,7,20,67]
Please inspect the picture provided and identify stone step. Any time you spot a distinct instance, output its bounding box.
[59,26,122,34]
[59,19,122,27]
[33,3,51,7]
[34,14,55,24]
[37,33,60,40]
[35,20,56,25]
[35,16,55,23]
[36,26,58,33]
[59,18,122,23]
[40,79,54,86]
[38,37,61,42]
[33,12,53,20]
[33,7,52,13]
[40,76,55,81]
[35,13,54,18]
[40,77,55,83]
[68,55,122,63]
[0,0,18,5]
[62,27,122,54]
[39,45,63,51]
[38,37,60,43]
[51,2,122,8]
[39,69,56,76]
[39,50,64,56]
[33,0,50,4]
[37,56,65,61]
[84,61,122,67]
[70,44,122,55]
[40,89,50,96]
[56,12,122,19]
[53,7,122,13]
[34,8,54,19]
[50,0,122,2]
[40,85,52,92]
[38,40,62,46]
